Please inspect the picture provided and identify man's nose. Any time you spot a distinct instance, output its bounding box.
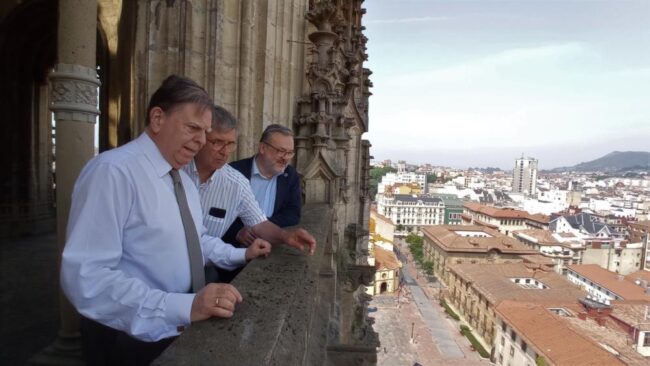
[196,130,206,147]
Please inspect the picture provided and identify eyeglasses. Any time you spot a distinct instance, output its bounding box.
[263,141,295,158]
[207,138,237,152]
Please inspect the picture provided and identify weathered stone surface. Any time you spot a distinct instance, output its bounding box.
[154,204,333,366]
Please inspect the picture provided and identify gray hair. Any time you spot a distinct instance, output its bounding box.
[146,75,212,126]
[212,105,238,132]
[260,123,294,143]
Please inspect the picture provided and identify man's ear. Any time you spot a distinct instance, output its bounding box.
[148,107,164,134]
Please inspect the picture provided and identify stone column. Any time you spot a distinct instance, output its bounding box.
[31,1,99,364]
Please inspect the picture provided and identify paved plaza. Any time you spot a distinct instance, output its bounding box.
[371,241,491,366]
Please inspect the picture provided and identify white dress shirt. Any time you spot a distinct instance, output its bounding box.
[60,133,247,342]
[183,160,267,239]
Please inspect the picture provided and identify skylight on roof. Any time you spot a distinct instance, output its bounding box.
[510,278,549,289]
[548,308,571,317]
[454,230,492,238]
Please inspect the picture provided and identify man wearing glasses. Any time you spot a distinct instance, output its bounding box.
[184,109,314,282]
[223,124,301,248]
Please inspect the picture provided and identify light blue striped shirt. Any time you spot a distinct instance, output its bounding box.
[250,158,279,217]
[183,160,267,239]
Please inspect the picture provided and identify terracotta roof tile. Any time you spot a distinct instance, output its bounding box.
[513,229,560,245]
[464,202,530,218]
[374,246,400,271]
[567,264,650,301]
[527,213,551,224]
[625,270,650,284]
[448,262,585,305]
[610,302,650,332]
[423,225,538,255]
[563,309,649,365]
[496,301,625,366]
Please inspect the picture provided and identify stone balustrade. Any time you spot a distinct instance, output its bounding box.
[154,203,376,365]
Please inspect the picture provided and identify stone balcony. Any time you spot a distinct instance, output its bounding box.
[154,204,378,366]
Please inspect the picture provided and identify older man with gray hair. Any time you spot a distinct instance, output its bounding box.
[184,106,315,282]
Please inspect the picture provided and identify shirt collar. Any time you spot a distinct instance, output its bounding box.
[137,132,173,178]
[188,158,220,184]
[252,155,283,180]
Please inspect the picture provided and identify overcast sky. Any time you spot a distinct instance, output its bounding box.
[363,0,650,170]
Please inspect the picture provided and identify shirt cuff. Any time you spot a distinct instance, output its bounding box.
[230,247,248,266]
[165,293,195,328]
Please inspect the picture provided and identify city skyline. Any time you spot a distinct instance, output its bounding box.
[363,0,650,170]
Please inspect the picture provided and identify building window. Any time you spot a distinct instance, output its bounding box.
[498,354,503,364]
[511,329,516,341]
[501,336,505,346]
[644,332,650,347]
[510,345,515,356]
[521,341,527,352]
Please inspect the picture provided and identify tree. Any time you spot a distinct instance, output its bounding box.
[423,261,434,275]
[406,233,424,264]
[369,166,396,199]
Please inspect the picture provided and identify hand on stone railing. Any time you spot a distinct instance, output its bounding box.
[283,228,317,255]
[245,238,271,261]
[190,283,242,322]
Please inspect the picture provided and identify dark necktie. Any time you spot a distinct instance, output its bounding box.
[170,169,205,292]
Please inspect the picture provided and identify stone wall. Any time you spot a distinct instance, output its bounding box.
[127,0,310,158]
[446,270,496,346]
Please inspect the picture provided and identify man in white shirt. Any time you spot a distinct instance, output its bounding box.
[60,75,271,365]
[184,106,316,282]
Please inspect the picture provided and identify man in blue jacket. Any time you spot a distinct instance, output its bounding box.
[222,124,301,246]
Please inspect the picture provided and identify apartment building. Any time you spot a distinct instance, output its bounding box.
[513,229,583,274]
[370,208,395,242]
[462,202,530,236]
[512,157,538,196]
[494,300,625,366]
[422,225,539,282]
[377,171,426,194]
[566,264,650,302]
[377,194,445,235]
[445,263,585,348]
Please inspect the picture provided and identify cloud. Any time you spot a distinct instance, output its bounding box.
[365,16,449,25]
[386,43,587,84]
[609,67,650,79]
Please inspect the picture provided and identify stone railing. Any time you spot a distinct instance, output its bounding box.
[154,204,377,365]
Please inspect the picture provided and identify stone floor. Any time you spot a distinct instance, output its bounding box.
[0,233,60,365]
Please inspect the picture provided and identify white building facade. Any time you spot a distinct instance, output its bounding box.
[378,172,427,194]
[377,194,445,235]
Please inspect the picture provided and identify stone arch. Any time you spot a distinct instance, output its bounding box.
[379,282,387,294]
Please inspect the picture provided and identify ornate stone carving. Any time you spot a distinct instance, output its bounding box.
[299,1,378,364]
[49,63,101,122]
[343,264,375,292]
